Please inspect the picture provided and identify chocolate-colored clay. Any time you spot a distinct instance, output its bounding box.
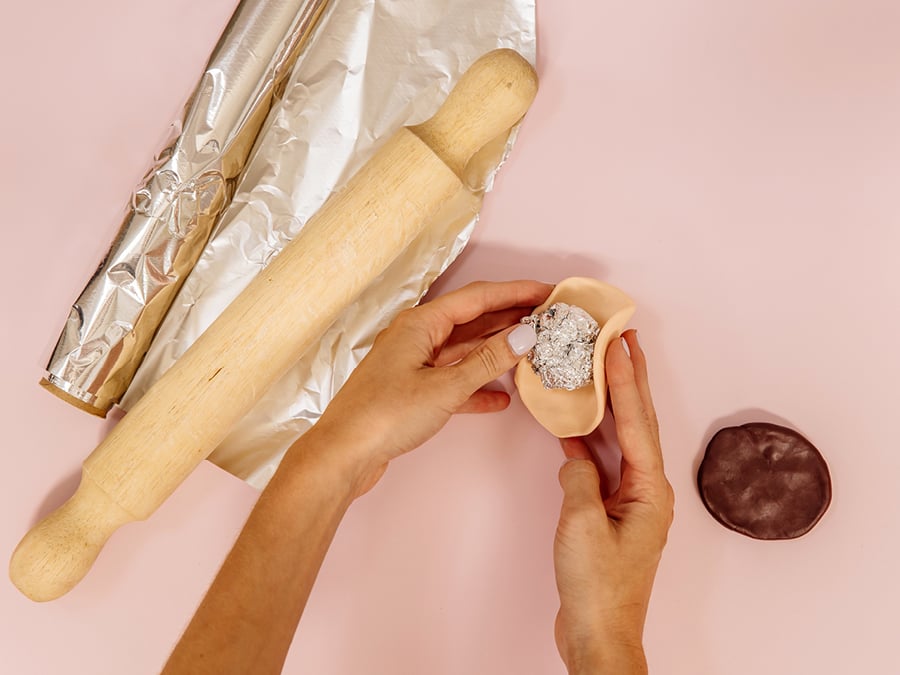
[698,422,831,540]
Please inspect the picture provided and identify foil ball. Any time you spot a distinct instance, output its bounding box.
[522,302,600,390]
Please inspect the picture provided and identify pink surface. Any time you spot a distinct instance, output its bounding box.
[2,1,899,673]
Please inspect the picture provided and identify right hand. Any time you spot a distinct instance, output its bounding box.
[304,280,552,499]
[553,330,674,675]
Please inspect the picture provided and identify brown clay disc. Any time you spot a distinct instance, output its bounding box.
[698,422,831,540]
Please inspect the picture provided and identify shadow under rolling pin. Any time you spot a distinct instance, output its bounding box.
[10,49,539,602]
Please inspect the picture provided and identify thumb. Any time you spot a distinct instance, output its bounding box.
[558,459,606,512]
[451,323,536,393]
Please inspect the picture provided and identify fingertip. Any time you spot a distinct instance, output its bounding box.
[538,280,556,299]
[459,388,511,414]
[507,322,537,357]
[517,280,554,312]
[559,436,592,460]
[525,278,555,296]
[622,329,642,357]
[557,457,604,503]
[606,334,635,384]
[620,334,632,358]
[558,456,588,481]
[488,390,512,411]
[623,329,652,383]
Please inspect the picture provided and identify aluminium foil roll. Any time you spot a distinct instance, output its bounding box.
[44,0,330,415]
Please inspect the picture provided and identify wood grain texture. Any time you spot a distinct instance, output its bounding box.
[10,49,538,601]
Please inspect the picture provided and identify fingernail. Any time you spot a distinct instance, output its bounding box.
[621,335,631,358]
[508,323,537,356]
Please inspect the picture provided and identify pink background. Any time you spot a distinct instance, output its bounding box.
[2,1,899,673]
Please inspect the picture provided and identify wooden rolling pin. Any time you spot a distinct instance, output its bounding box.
[10,49,538,602]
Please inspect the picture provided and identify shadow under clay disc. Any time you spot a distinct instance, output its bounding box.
[698,422,831,540]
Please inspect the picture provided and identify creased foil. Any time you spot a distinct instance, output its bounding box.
[121,0,537,489]
[44,0,330,415]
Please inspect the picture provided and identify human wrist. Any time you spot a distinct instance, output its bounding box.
[560,613,647,675]
[566,642,647,675]
[285,417,385,501]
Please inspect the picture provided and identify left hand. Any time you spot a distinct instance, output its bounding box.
[304,280,553,498]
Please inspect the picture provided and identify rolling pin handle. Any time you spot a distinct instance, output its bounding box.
[410,48,538,179]
[9,470,133,602]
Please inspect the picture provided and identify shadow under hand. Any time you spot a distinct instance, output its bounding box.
[426,240,609,299]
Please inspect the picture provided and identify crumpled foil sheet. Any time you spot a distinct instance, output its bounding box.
[523,304,600,391]
[121,0,536,489]
[44,0,330,415]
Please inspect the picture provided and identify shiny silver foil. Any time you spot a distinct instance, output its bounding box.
[122,0,537,488]
[44,0,330,415]
[523,304,600,391]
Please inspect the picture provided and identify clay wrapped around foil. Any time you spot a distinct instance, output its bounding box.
[44,0,330,415]
[121,0,537,488]
[523,304,600,391]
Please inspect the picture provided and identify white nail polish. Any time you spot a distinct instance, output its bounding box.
[621,335,631,358]
[508,324,537,356]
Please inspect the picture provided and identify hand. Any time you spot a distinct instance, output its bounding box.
[167,282,550,675]
[553,330,674,675]
[306,280,553,498]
